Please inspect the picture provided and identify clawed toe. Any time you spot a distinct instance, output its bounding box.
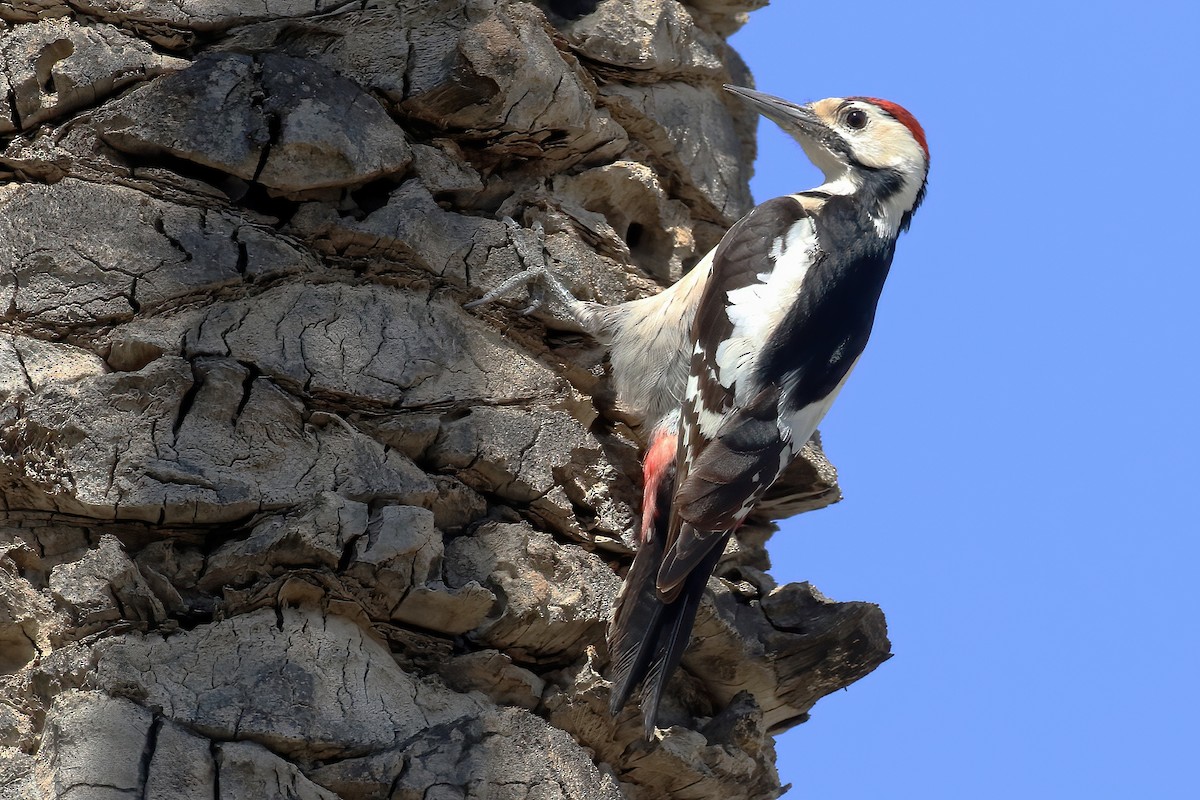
[464,267,545,310]
[518,282,547,315]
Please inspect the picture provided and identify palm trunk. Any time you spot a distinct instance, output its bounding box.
[0,2,889,798]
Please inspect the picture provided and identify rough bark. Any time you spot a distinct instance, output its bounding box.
[0,2,891,799]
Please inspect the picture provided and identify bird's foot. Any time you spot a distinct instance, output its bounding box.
[465,217,560,314]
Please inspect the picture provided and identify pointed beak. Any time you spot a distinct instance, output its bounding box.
[723,85,828,140]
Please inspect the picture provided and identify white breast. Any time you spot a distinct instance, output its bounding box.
[606,251,714,428]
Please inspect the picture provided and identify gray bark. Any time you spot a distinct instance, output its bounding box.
[0,2,890,798]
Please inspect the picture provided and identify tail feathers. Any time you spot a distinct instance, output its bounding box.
[636,535,727,737]
[606,530,667,716]
[607,529,731,737]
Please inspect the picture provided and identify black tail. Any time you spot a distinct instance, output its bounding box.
[607,519,730,737]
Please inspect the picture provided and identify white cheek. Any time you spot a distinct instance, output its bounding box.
[847,130,889,167]
[849,121,926,172]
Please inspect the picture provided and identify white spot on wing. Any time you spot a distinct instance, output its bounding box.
[683,371,725,441]
[695,404,725,439]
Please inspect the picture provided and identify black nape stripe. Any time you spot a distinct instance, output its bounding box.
[859,166,904,198]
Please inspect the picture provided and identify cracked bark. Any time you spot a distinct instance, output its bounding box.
[1,2,889,799]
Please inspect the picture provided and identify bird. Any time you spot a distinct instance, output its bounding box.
[467,85,929,736]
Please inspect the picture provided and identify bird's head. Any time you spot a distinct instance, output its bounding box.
[725,86,929,229]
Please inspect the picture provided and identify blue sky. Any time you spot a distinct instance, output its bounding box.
[729,2,1199,797]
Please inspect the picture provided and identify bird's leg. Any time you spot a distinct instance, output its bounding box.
[465,217,582,315]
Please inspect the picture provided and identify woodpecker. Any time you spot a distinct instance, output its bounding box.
[468,86,929,736]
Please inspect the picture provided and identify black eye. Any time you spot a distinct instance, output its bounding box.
[845,108,868,130]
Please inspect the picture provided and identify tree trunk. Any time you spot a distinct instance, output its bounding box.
[0,2,890,798]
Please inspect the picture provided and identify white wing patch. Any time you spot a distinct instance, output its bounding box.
[716,217,819,403]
